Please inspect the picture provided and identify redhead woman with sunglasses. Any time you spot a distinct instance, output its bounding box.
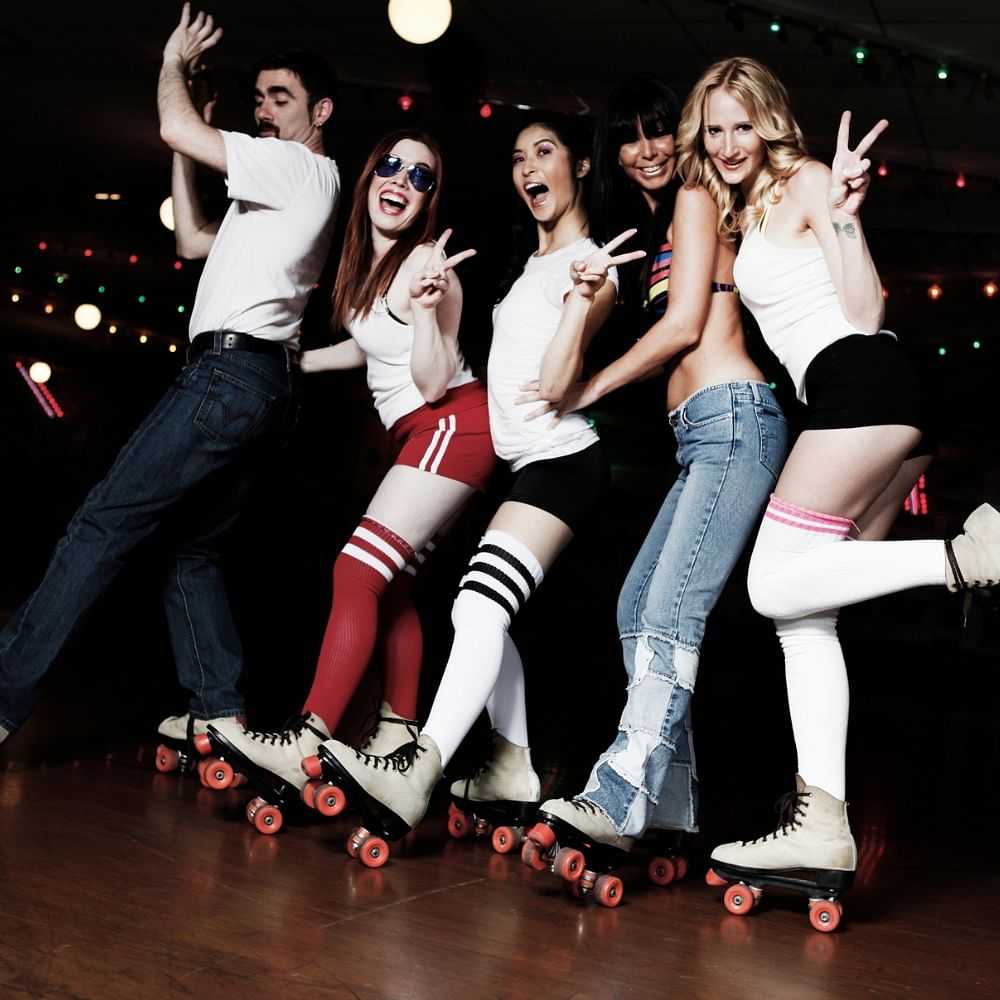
[196,130,494,829]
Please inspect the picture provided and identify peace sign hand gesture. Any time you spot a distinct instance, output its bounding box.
[409,229,477,310]
[829,111,888,217]
[164,3,224,67]
[569,228,645,300]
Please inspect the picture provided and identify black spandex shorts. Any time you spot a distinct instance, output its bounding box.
[506,442,610,534]
[803,334,935,458]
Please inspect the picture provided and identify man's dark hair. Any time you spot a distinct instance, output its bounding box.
[252,50,339,110]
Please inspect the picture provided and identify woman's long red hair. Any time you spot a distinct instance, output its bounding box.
[331,130,443,331]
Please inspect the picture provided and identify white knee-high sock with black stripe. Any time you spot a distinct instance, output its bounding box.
[423,530,543,768]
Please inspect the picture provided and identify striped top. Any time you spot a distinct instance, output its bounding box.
[643,238,738,320]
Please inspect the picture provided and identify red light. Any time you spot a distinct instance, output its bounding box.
[38,241,48,251]
[398,94,414,112]
[84,248,93,257]
[129,254,138,264]
[928,283,942,301]
[984,281,998,299]
[174,260,183,271]
[479,102,493,119]
[877,162,888,177]
[881,286,889,300]
[956,172,966,189]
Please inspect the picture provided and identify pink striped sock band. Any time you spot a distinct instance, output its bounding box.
[764,495,859,539]
[341,516,416,582]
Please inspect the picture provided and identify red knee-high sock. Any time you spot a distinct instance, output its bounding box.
[303,517,415,729]
[381,571,423,719]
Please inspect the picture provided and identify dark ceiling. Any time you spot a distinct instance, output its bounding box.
[4,0,1000,359]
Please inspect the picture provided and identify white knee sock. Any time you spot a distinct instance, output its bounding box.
[423,530,543,768]
[486,633,530,747]
[777,611,849,800]
[748,495,946,620]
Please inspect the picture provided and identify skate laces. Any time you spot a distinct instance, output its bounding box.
[570,798,601,817]
[244,713,310,748]
[742,790,810,845]
[352,738,424,773]
[358,712,420,751]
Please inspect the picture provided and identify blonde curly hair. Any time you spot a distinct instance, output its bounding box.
[676,57,809,243]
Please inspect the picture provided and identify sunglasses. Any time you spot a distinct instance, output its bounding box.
[374,154,437,194]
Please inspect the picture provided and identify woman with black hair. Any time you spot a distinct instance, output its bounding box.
[308,115,644,862]
[517,76,789,889]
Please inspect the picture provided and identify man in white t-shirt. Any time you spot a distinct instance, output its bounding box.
[0,4,340,755]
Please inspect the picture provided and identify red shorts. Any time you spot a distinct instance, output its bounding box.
[390,381,496,492]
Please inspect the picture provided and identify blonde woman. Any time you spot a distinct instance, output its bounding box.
[679,56,999,930]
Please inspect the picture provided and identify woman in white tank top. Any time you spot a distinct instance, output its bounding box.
[204,131,496,814]
[678,58,1000,931]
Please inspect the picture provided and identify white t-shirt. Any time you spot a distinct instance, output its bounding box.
[488,237,617,472]
[188,131,341,348]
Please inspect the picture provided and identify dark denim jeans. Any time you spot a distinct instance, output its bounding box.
[0,340,300,731]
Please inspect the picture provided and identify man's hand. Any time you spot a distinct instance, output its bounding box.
[163,2,223,68]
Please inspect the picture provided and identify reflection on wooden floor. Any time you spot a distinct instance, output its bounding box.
[1,752,998,1000]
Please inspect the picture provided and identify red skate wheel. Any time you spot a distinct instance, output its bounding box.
[301,754,323,779]
[347,828,366,859]
[723,883,756,916]
[521,839,547,872]
[809,899,842,933]
[448,801,460,817]
[447,811,472,839]
[197,758,210,785]
[648,856,676,886]
[231,772,248,789]
[301,780,319,809]
[315,784,346,818]
[527,822,556,851]
[155,745,179,773]
[491,826,522,854]
[553,847,585,882]
[705,868,728,887]
[361,836,390,868]
[674,856,688,881]
[204,759,234,790]
[594,874,624,908]
[193,733,212,756]
[252,803,283,836]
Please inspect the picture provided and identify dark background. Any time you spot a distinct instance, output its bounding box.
[2,1,998,846]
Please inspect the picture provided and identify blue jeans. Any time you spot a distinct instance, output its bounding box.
[582,381,788,837]
[0,339,300,731]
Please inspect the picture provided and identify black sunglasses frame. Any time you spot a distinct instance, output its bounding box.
[374,154,437,194]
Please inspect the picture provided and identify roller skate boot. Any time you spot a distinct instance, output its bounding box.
[307,733,443,868]
[0,723,9,747]
[195,713,330,835]
[705,776,856,933]
[946,503,1000,624]
[447,730,540,855]
[522,797,632,907]
[154,713,243,781]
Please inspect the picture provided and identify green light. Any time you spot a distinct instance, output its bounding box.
[973,340,981,349]
[98,285,106,294]
[937,64,949,81]
[14,265,22,274]
[769,19,781,32]
[938,347,947,356]
[177,305,185,313]
[854,45,867,64]
[137,294,146,304]
[56,275,65,284]
[769,382,777,390]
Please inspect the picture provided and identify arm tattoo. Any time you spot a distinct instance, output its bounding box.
[833,221,858,240]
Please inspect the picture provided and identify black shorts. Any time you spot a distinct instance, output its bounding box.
[506,442,610,533]
[803,334,935,458]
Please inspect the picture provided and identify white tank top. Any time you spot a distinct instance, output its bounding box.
[347,296,476,430]
[733,212,876,403]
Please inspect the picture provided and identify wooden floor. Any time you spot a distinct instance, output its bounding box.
[2,752,998,1000]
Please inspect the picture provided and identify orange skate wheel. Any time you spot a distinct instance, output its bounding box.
[197,758,210,785]
[315,784,346,818]
[553,847,585,882]
[231,772,248,789]
[520,839,547,872]
[491,826,522,854]
[447,811,472,839]
[301,780,319,809]
[527,822,557,851]
[808,899,842,933]
[193,733,212,756]
[361,836,390,868]
[300,754,323,779]
[204,759,234,790]
[648,856,676,886]
[448,801,461,818]
[723,883,757,916]
[155,745,179,773]
[674,856,688,881]
[252,803,283,835]
[594,874,624,908]
[705,868,728,887]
